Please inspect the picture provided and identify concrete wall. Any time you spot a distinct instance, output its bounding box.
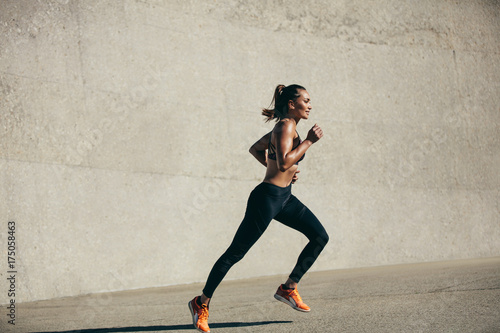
[1,0,499,303]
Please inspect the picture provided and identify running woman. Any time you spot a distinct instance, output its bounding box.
[188,84,329,332]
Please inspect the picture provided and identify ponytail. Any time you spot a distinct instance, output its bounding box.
[262,85,285,122]
[262,84,306,122]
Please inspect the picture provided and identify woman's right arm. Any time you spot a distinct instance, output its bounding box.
[275,122,323,172]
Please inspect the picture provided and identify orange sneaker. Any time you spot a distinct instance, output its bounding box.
[274,284,311,312]
[188,296,210,332]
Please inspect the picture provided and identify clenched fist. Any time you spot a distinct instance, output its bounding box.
[306,124,323,143]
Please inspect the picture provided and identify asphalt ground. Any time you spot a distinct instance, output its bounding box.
[3,257,500,333]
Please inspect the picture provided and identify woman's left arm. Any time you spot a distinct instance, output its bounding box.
[249,131,271,167]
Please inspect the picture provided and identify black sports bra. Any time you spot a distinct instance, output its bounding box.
[268,132,305,165]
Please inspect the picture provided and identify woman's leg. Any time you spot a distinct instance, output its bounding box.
[201,183,291,299]
[274,195,329,284]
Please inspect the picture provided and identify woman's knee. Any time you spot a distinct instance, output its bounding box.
[320,230,329,245]
[222,244,249,265]
[313,228,329,248]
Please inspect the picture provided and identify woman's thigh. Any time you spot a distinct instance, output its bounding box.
[274,195,327,241]
[229,184,290,249]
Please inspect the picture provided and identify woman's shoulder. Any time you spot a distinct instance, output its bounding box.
[273,119,297,141]
[276,118,297,132]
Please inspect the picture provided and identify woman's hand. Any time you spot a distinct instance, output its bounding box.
[249,131,272,167]
[306,124,323,143]
[291,170,300,184]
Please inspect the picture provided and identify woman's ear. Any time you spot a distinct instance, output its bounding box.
[287,99,295,111]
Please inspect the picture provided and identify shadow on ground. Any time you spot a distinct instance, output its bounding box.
[30,320,293,333]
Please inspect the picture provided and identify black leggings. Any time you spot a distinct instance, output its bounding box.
[202,182,329,298]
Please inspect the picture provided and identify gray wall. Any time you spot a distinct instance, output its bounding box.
[1,0,499,303]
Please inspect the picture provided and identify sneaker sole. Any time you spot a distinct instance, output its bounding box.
[274,293,310,312]
[188,301,210,333]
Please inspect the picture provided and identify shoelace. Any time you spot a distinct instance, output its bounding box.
[289,289,303,303]
[198,304,209,321]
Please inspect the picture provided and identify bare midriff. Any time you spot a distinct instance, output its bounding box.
[263,161,299,188]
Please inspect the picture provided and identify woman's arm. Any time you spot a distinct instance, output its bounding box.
[275,121,322,172]
[249,131,272,167]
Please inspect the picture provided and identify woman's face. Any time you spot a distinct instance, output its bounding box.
[290,89,312,120]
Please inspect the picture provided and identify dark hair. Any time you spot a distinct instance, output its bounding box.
[262,84,306,122]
